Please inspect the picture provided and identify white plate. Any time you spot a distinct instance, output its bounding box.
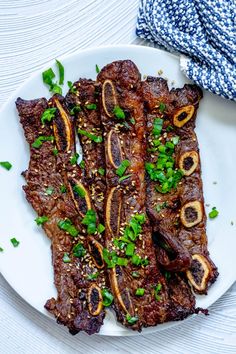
[0,45,235,337]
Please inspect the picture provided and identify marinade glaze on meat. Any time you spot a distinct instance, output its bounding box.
[16,96,106,335]
[15,59,218,335]
[142,77,218,294]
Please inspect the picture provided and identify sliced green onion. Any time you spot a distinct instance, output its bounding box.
[87,271,100,280]
[116,257,128,266]
[32,135,54,149]
[131,271,140,278]
[35,216,49,225]
[79,160,85,169]
[113,106,125,119]
[95,64,100,74]
[126,242,135,256]
[154,282,162,301]
[98,167,105,176]
[70,152,79,165]
[0,161,12,171]
[209,207,219,219]
[45,186,54,195]
[58,219,79,237]
[116,159,130,177]
[81,209,96,234]
[102,288,114,307]
[56,59,64,85]
[73,242,86,258]
[52,148,58,156]
[73,184,85,198]
[60,184,67,193]
[41,108,57,125]
[63,252,71,263]
[78,129,103,143]
[119,174,132,182]
[135,288,145,296]
[85,103,97,110]
[159,102,166,112]
[70,105,81,115]
[0,247,4,252]
[97,223,105,234]
[126,314,138,325]
[10,238,20,247]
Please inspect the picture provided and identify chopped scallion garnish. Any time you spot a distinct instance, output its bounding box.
[10,238,20,247]
[35,215,49,225]
[209,207,219,219]
[0,161,12,171]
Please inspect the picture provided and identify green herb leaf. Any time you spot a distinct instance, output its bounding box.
[102,248,117,268]
[70,105,81,115]
[60,184,67,193]
[0,247,4,252]
[10,238,20,247]
[159,102,166,112]
[123,213,146,242]
[32,135,54,149]
[58,219,79,237]
[171,136,180,145]
[154,282,162,301]
[102,288,114,307]
[135,288,145,296]
[51,84,62,95]
[52,148,58,156]
[79,160,85,169]
[41,108,57,125]
[131,271,140,278]
[116,159,130,177]
[97,223,105,234]
[68,81,77,94]
[117,257,129,266]
[78,129,103,143]
[152,118,163,137]
[113,106,125,119]
[85,103,97,110]
[0,161,12,171]
[119,174,132,182]
[87,271,100,280]
[155,201,168,213]
[130,117,135,125]
[131,254,148,266]
[73,184,86,198]
[70,152,79,165]
[166,125,174,132]
[56,59,64,85]
[209,207,219,219]
[98,167,105,176]
[45,186,54,195]
[63,252,71,263]
[125,242,135,256]
[42,68,55,86]
[81,209,96,234]
[35,215,49,226]
[126,314,138,325]
[95,64,100,74]
[73,242,86,257]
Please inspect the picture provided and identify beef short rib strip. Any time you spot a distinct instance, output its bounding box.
[142,77,218,294]
[65,79,106,219]
[16,97,106,335]
[98,60,171,330]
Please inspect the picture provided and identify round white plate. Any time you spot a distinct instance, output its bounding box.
[0,45,235,336]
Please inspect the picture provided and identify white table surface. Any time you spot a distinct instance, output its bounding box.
[0,1,235,353]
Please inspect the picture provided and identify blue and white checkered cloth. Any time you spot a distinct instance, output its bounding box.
[136,0,236,101]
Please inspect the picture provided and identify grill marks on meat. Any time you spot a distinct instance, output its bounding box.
[16,97,105,335]
[98,60,170,330]
[142,77,218,294]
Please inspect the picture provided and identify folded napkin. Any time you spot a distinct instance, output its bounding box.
[136,0,236,101]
